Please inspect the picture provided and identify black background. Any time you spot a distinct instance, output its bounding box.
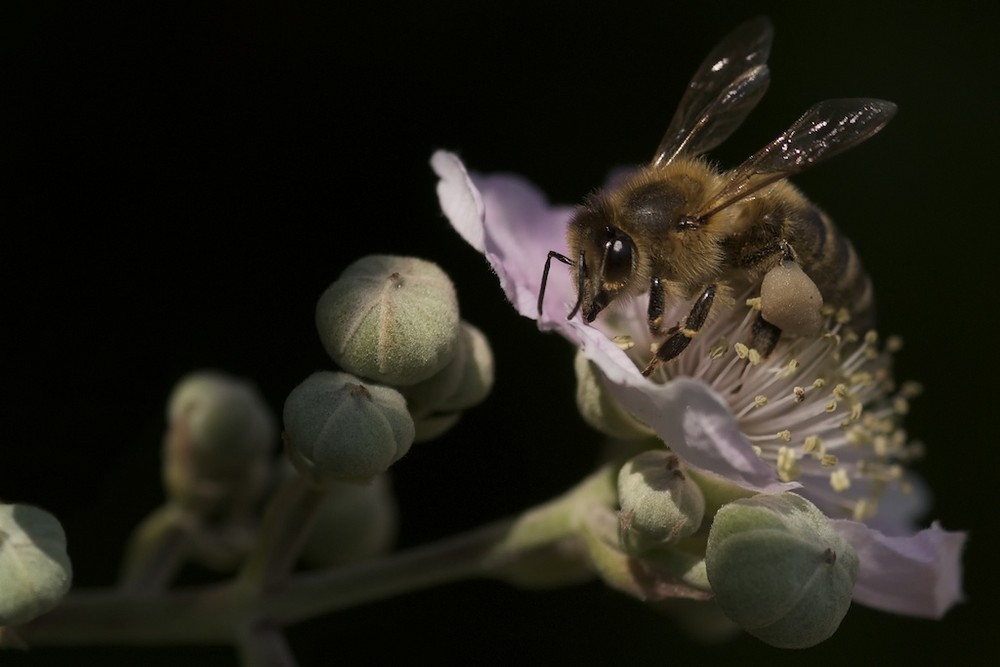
[3,2,996,665]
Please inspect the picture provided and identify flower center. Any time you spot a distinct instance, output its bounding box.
[618,296,923,522]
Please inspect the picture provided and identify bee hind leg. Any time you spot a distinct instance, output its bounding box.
[642,284,716,377]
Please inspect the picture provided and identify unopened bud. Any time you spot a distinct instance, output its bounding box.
[617,450,705,553]
[315,255,460,386]
[167,370,276,465]
[705,492,858,648]
[0,504,72,626]
[164,371,276,516]
[575,352,653,440]
[283,371,414,483]
[300,474,399,567]
[401,321,494,442]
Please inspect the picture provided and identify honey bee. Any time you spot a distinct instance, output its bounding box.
[537,17,895,376]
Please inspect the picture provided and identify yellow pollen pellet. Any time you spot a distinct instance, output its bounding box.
[833,383,849,400]
[824,400,837,413]
[793,386,806,402]
[709,340,727,359]
[746,296,762,310]
[803,435,823,454]
[813,378,826,389]
[777,429,791,442]
[735,342,750,360]
[821,454,838,467]
[752,445,763,457]
[754,395,768,407]
[864,330,879,346]
[850,402,863,421]
[836,308,851,324]
[748,348,762,366]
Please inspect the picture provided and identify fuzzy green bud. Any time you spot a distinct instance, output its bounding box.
[164,371,276,517]
[316,255,460,386]
[617,450,705,553]
[166,370,277,465]
[705,492,858,648]
[283,371,414,483]
[0,504,72,626]
[575,352,653,440]
[300,474,398,567]
[401,320,494,442]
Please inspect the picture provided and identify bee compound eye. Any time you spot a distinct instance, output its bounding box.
[602,230,635,286]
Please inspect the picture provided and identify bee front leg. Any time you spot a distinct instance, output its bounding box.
[647,276,666,334]
[642,284,716,377]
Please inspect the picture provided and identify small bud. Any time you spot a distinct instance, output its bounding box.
[705,492,858,648]
[283,371,414,483]
[315,255,460,386]
[617,450,705,553]
[300,474,399,567]
[166,370,277,465]
[400,321,495,442]
[575,352,653,440]
[164,371,276,517]
[0,504,72,626]
[760,260,824,337]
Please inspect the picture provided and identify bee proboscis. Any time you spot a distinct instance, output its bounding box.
[537,16,895,376]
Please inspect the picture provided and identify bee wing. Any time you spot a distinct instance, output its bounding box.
[696,98,898,219]
[652,16,774,168]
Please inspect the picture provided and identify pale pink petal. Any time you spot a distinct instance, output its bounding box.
[431,150,577,329]
[431,150,486,253]
[832,519,967,618]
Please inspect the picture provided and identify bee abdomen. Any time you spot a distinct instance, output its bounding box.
[792,206,875,333]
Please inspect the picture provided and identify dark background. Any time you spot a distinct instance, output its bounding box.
[2,2,995,665]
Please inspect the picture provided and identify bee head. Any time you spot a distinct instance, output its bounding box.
[567,199,639,323]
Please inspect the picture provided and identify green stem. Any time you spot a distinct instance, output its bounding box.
[21,467,615,648]
[239,475,326,590]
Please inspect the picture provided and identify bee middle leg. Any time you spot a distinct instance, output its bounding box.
[750,312,782,358]
[642,284,716,377]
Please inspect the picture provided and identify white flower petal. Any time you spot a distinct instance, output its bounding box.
[432,150,577,329]
[431,150,486,253]
[831,519,967,618]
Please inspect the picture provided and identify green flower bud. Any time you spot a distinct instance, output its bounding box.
[300,474,398,567]
[617,450,705,553]
[167,370,277,465]
[164,371,276,517]
[401,321,494,442]
[705,492,858,648]
[575,352,653,440]
[283,371,414,483]
[316,255,460,386]
[0,504,72,626]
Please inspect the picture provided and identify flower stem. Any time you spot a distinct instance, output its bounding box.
[21,467,615,648]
